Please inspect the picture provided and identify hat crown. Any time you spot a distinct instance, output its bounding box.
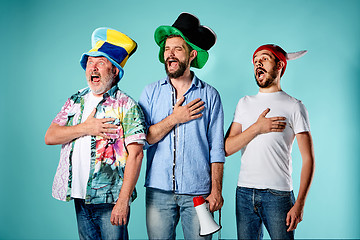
[80,27,137,81]
[172,13,216,51]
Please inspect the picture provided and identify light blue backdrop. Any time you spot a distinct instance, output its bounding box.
[1,0,359,239]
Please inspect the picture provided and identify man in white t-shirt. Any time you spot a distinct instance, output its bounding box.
[45,28,146,240]
[225,44,315,240]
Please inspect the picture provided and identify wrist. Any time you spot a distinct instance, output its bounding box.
[168,113,179,126]
[250,122,261,136]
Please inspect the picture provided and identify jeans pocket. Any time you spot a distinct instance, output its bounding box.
[268,189,291,196]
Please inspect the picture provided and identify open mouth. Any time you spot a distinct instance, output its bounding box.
[166,58,179,68]
[256,68,266,79]
[91,74,101,82]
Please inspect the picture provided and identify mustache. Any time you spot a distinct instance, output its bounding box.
[90,71,101,76]
[256,67,267,73]
[165,57,179,63]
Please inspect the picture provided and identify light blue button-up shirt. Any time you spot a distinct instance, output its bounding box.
[139,74,225,195]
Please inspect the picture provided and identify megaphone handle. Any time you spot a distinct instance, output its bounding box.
[218,209,221,240]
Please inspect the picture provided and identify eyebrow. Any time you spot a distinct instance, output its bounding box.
[254,53,273,59]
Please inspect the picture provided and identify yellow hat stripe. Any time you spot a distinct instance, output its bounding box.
[107,29,136,54]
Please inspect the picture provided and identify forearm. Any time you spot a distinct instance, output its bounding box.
[117,144,144,203]
[295,132,315,207]
[210,162,224,194]
[296,155,315,207]
[146,114,177,145]
[225,123,259,156]
[45,122,87,145]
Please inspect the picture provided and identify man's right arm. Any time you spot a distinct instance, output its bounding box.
[146,97,204,145]
[224,108,286,156]
[45,109,118,145]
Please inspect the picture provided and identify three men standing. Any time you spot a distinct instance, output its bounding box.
[45,15,315,240]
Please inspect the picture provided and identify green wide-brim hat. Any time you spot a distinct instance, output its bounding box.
[154,13,216,69]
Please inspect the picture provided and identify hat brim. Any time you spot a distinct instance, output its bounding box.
[80,51,124,80]
[154,25,209,69]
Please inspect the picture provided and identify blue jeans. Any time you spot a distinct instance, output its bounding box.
[146,187,212,240]
[74,199,129,240]
[236,187,295,240]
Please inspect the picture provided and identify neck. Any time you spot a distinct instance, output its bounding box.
[259,76,282,93]
[169,69,193,94]
[259,85,282,93]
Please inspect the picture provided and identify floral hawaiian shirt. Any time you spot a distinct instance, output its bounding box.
[51,85,146,204]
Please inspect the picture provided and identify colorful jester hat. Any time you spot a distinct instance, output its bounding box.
[253,44,307,77]
[154,12,217,69]
[80,27,137,81]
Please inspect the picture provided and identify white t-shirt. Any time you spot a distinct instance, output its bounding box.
[233,91,310,191]
[70,93,103,199]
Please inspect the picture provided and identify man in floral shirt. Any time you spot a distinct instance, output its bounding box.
[45,27,146,240]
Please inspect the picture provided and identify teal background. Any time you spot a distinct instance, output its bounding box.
[1,0,359,239]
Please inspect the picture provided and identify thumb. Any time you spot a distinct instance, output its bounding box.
[90,108,97,117]
[261,108,270,117]
[286,212,291,226]
[175,96,185,107]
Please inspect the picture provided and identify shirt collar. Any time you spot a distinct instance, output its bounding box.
[103,84,119,98]
[161,72,203,89]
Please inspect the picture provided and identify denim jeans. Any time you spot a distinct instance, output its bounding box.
[74,199,129,240]
[236,187,295,240]
[146,187,211,240]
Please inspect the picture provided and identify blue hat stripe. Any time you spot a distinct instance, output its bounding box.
[98,42,128,64]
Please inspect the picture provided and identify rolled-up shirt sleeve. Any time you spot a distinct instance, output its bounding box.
[207,90,225,164]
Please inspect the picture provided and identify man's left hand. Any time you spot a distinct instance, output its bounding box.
[110,201,129,226]
[205,192,224,212]
[286,203,304,232]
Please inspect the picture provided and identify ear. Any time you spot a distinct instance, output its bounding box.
[113,66,120,77]
[189,50,198,62]
[277,61,285,71]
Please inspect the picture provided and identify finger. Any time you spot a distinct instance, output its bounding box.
[271,129,286,132]
[189,100,205,110]
[190,113,203,120]
[90,108,97,117]
[270,117,286,121]
[103,128,118,133]
[287,217,296,232]
[122,216,128,225]
[101,118,116,123]
[261,108,270,117]
[190,106,205,115]
[286,213,291,227]
[110,214,116,225]
[99,133,111,139]
[187,98,202,107]
[272,122,286,129]
[175,96,185,107]
[103,123,119,129]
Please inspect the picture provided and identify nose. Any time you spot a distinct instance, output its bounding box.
[168,48,175,57]
[255,61,263,67]
[90,64,98,72]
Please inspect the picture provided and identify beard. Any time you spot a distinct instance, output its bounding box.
[87,68,116,95]
[165,57,190,79]
[255,66,278,88]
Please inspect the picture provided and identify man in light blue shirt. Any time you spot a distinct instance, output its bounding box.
[138,13,225,239]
